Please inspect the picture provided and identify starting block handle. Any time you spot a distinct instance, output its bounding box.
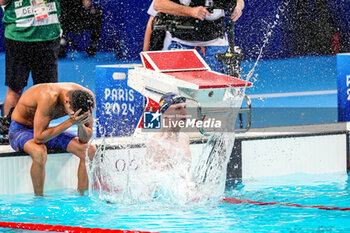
[234,95,252,133]
[198,94,252,136]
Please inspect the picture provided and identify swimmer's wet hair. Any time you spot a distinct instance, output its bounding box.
[70,90,94,114]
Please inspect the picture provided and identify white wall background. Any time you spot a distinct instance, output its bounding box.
[0,154,80,195]
[242,134,347,179]
[0,133,348,195]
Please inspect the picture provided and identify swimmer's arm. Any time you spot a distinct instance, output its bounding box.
[33,99,91,144]
[145,141,156,161]
[154,0,210,20]
[33,101,74,144]
[76,92,95,143]
[145,139,162,164]
[182,133,191,159]
[183,135,192,172]
[77,115,93,143]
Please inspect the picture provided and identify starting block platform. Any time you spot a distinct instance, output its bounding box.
[140,50,249,88]
[131,50,251,105]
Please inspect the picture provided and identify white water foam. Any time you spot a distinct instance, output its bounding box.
[87,89,243,205]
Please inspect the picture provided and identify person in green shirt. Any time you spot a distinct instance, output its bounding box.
[0,0,61,120]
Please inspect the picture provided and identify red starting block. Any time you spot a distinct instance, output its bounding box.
[128,49,252,133]
[139,50,251,90]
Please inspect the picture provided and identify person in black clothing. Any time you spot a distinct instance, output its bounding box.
[59,0,103,58]
[290,0,337,56]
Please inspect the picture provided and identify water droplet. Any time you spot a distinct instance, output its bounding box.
[257,97,265,102]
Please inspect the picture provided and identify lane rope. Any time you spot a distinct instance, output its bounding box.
[0,221,159,233]
[223,197,350,211]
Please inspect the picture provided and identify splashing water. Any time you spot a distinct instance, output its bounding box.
[87,1,289,205]
[242,0,290,91]
[191,0,291,197]
[87,89,243,205]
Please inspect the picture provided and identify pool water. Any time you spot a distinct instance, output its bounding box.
[1,173,350,233]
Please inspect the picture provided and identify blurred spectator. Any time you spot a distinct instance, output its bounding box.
[59,0,102,58]
[326,0,350,53]
[290,0,337,56]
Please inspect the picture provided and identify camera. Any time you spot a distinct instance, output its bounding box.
[207,0,237,12]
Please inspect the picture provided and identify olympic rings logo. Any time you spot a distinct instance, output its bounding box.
[115,159,139,172]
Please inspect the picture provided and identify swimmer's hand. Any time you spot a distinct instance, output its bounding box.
[70,109,91,125]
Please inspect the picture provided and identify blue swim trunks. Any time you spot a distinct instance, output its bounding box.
[9,120,76,152]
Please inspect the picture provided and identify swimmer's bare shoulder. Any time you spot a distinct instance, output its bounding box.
[11,84,56,125]
[18,83,94,106]
[12,83,95,125]
[19,84,58,103]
